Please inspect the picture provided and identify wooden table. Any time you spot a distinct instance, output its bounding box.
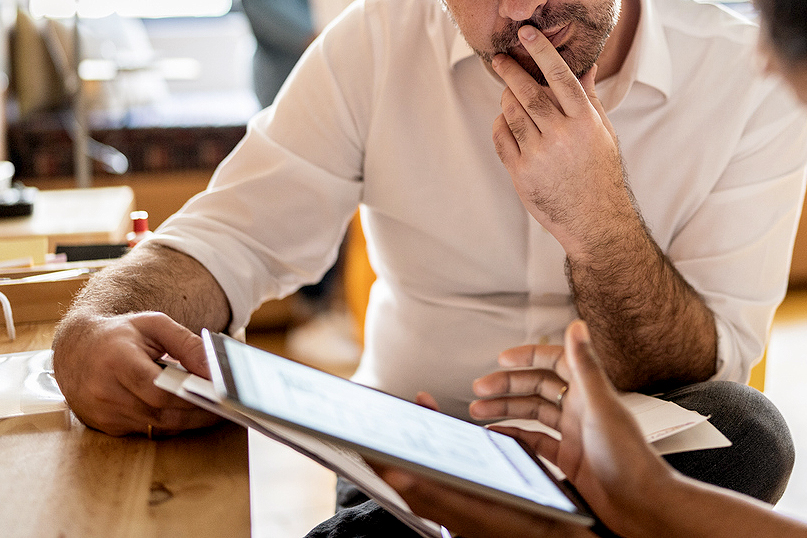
[0,322,251,538]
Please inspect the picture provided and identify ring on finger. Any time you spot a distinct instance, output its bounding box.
[556,384,569,410]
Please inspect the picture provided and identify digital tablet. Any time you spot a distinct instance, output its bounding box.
[202,330,594,527]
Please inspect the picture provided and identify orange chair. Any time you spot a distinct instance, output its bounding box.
[749,352,767,392]
[343,213,376,345]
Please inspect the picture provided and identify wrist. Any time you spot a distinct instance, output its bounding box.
[595,458,679,538]
[621,470,695,538]
[564,208,651,268]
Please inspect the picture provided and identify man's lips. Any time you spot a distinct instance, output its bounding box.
[540,24,570,47]
[505,23,570,59]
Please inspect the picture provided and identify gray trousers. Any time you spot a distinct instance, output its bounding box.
[305,380,794,537]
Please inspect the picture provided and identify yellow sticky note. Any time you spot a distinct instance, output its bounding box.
[0,237,48,265]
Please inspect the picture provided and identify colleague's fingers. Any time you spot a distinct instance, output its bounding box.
[416,391,441,412]
[79,381,158,436]
[144,405,222,436]
[377,467,574,538]
[107,313,222,432]
[470,394,563,429]
[109,357,220,434]
[497,345,570,380]
[473,368,567,401]
[113,351,192,407]
[516,25,591,117]
[112,312,209,408]
[106,332,202,415]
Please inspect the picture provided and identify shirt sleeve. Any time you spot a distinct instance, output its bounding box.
[669,80,807,384]
[149,5,374,333]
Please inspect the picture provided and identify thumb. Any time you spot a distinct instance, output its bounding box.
[563,320,618,407]
[134,313,211,379]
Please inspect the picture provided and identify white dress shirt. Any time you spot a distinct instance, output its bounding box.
[151,0,807,419]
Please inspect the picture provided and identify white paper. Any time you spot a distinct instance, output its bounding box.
[493,391,731,456]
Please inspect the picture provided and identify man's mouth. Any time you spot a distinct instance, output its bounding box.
[540,24,570,47]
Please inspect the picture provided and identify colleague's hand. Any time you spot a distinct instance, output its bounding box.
[377,321,676,538]
[478,321,674,536]
[375,463,594,538]
[52,311,221,436]
[469,343,569,423]
[491,25,634,258]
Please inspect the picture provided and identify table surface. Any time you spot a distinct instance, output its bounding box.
[0,322,251,538]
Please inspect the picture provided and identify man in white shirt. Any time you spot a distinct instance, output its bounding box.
[52,0,806,525]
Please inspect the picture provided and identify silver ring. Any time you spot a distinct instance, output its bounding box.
[556,385,569,410]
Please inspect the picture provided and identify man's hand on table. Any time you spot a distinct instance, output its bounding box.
[52,311,221,437]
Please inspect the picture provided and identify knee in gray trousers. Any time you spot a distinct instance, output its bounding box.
[661,380,795,504]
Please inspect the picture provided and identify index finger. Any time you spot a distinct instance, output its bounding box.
[518,25,591,116]
[498,344,570,379]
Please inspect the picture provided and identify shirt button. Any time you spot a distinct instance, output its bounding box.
[538,335,549,346]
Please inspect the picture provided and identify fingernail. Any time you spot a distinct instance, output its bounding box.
[519,25,538,41]
[468,400,485,418]
[491,54,503,68]
[472,378,488,396]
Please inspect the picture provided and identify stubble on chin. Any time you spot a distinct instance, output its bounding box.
[473,2,618,86]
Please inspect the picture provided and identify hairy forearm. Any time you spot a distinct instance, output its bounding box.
[56,243,231,336]
[566,215,716,392]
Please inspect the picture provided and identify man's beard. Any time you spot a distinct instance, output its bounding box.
[477,2,619,86]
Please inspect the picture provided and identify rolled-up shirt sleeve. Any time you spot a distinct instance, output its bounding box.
[147,6,375,332]
[668,85,807,383]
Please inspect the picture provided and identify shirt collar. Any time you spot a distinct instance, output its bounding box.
[448,0,672,108]
[611,0,673,105]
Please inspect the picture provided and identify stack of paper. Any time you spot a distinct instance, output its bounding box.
[495,391,731,456]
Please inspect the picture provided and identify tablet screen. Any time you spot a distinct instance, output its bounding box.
[209,332,592,525]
